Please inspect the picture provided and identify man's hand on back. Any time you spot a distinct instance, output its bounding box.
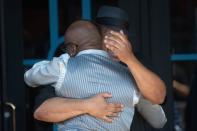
[84,93,123,123]
[34,91,123,123]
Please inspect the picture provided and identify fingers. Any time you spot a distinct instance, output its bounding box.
[104,33,125,47]
[104,37,123,50]
[105,43,118,53]
[102,116,113,123]
[102,112,121,123]
[106,112,119,117]
[104,32,128,54]
[105,43,119,57]
[104,30,131,50]
[111,103,124,109]
[99,92,112,98]
[104,38,119,54]
[105,34,123,47]
[109,30,127,43]
[107,103,124,113]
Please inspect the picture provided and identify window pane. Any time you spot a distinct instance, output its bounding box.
[23,0,50,59]
[172,61,197,131]
[58,0,82,37]
[171,0,197,54]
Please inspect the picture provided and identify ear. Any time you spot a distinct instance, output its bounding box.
[65,43,78,57]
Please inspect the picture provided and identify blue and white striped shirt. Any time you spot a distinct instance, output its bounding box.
[24,49,166,131]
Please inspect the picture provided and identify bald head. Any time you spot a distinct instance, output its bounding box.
[64,20,102,55]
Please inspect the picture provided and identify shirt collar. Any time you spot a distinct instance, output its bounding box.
[76,49,110,58]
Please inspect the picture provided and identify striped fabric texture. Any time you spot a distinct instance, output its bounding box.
[56,50,139,131]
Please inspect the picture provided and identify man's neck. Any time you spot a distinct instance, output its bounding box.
[79,46,103,52]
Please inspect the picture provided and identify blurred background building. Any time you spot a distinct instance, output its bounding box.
[0,0,197,131]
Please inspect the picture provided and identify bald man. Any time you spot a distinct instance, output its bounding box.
[25,20,123,124]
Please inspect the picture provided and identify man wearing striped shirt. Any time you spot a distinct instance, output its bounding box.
[25,18,166,130]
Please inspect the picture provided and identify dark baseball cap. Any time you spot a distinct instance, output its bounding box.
[95,5,129,31]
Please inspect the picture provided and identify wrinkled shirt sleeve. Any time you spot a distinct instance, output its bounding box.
[24,54,70,89]
[136,97,167,128]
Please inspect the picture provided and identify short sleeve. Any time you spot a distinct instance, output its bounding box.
[136,97,167,128]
